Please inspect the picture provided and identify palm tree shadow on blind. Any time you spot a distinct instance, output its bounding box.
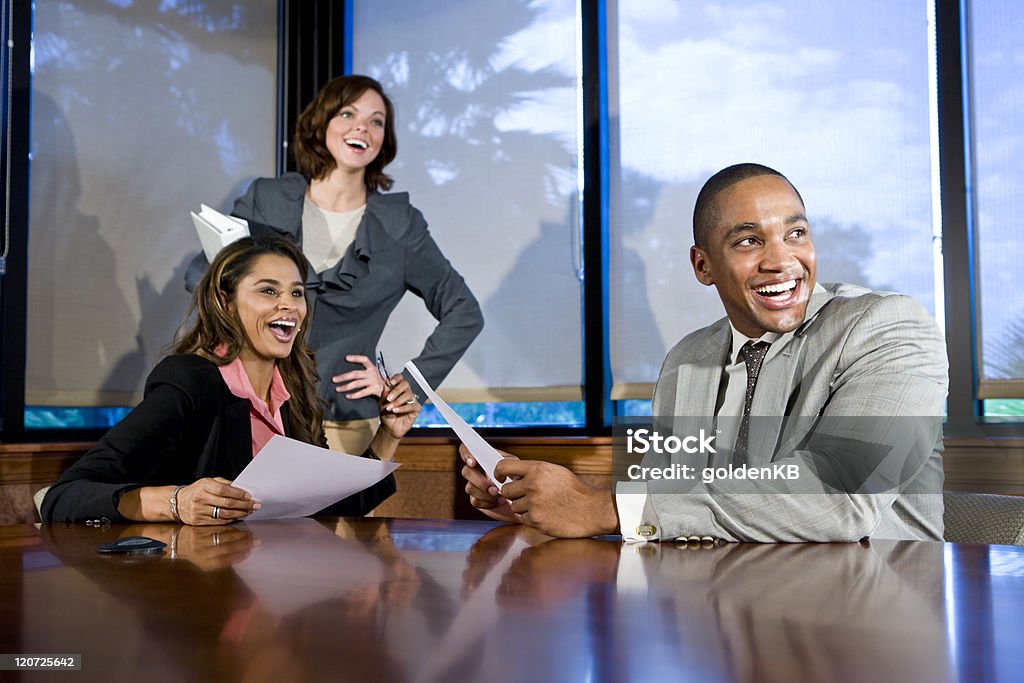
[357,0,582,400]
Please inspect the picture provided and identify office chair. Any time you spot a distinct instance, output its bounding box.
[33,487,50,522]
[944,491,1024,546]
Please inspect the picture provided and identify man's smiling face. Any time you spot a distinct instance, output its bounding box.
[689,174,817,338]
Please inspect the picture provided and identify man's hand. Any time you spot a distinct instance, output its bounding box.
[459,444,620,538]
[460,445,517,523]
[496,459,620,539]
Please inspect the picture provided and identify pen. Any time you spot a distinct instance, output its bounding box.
[375,351,394,390]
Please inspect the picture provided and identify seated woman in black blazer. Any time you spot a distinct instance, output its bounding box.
[42,235,419,525]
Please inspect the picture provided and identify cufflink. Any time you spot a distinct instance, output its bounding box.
[636,524,657,538]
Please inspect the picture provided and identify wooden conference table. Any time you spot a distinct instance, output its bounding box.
[1,518,1022,682]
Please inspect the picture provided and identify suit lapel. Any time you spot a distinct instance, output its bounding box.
[320,192,397,292]
[747,337,804,464]
[223,395,254,476]
[674,324,730,416]
[746,286,834,464]
[280,403,292,438]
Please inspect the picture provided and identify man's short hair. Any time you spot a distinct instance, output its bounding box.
[692,163,804,248]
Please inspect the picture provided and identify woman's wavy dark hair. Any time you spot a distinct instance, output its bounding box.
[292,74,398,192]
[175,236,324,445]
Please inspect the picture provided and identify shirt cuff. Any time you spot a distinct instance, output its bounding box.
[615,481,662,542]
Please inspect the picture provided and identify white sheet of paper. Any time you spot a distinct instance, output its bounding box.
[233,435,399,520]
[404,361,508,486]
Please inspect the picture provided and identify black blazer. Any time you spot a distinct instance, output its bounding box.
[41,354,395,523]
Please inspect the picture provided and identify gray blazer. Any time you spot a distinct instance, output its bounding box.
[650,283,947,542]
[187,174,484,420]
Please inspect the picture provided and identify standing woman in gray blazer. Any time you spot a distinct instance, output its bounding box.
[189,75,483,454]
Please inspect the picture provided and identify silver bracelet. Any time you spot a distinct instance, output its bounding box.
[169,484,186,523]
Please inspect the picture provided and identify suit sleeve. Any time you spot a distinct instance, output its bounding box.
[231,179,259,223]
[402,208,484,388]
[648,295,948,542]
[41,358,211,523]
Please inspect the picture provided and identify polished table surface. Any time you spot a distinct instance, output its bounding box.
[1,518,1022,682]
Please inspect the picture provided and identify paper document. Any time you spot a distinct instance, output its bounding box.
[233,435,399,520]
[404,361,509,487]
[190,203,250,261]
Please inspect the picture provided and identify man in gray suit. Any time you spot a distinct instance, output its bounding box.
[461,163,947,542]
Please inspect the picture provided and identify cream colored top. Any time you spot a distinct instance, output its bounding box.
[302,197,365,274]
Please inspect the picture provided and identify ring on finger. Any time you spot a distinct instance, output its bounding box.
[212,506,221,520]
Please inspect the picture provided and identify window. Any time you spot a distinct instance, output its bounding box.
[351,0,585,426]
[609,0,938,406]
[23,1,278,427]
[968,0,1024,416]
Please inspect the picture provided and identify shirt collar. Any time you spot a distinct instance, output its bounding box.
[217,354,291,409]
[728,326,780,365]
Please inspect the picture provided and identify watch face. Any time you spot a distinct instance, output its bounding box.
[97,536,167,555]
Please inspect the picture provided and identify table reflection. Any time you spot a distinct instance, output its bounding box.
[442,527,953,683]
[37,519,419,681]
[17,519,1016,682]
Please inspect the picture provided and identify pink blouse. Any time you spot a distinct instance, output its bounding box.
[217,357,290,457]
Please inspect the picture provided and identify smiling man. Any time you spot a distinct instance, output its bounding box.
[461,163,948,543]
[690,167,815,338]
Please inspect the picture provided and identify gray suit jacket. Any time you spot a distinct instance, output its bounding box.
[649,283,947,542]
